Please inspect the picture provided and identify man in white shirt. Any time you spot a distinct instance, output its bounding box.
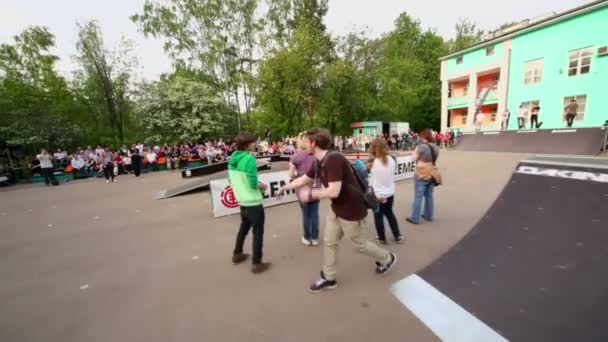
[475,112,485,132]
[146,149,158,172]
[37,149,57,186]
[501,110,510,130]
[71,154,86,178]
[517,105,526,129]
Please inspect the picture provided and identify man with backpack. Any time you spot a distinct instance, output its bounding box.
[278,128,396,294]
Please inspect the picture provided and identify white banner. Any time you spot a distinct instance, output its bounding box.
[210,171,298,218]
[394,155,416,181]
[210,155,415,218]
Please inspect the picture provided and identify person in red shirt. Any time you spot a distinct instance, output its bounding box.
[113,152,124,175]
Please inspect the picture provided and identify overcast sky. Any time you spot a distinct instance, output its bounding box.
[0,0,591,80]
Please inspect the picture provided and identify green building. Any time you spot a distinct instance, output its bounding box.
[440,0,608,132]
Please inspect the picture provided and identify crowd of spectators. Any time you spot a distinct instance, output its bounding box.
[26,127,462,185]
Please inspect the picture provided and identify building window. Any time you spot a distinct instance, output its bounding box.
[486,46,495,56]
[456,56,463,64]
[463,85,468,96]
[524,59,543,85]
[520,100,540,118]
[461,115,467,125]
[563,95,587,121]
[490,112,497,122]
[568,47,593,76]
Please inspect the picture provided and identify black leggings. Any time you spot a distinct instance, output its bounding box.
[530,115,538,129]
[373,195,401,241]
[566,114,576,127]
[234,205,265,264]
[103,163,114,181]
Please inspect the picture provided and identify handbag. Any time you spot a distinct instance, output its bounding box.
[426,144,442,186]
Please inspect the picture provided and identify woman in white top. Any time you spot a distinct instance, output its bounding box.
[369,139,403,244]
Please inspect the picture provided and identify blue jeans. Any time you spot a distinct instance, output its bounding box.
[409,176,434,223]
[373,195,401,241]
[300,201,320,240]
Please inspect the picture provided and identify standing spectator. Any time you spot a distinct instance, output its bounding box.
[530,106,542,129]
[369,139,403,244]
[113,152,124,175]
[37,149,56,186]
[501,109,510,130]
[146,149,158,172]
[229,132,271,274]
[435,131,444,148]
[475,111,485,132]
[564,99,578,128]
[407,129,439,225]
[517,105,526,129]
[131,149,142,177]
[101,147,115,183]
[278,128,397,293]
[289,134,320,246]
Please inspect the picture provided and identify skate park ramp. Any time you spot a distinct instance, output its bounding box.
[157,160,270,199]
[392,156,608,341]
[455,126,608,155]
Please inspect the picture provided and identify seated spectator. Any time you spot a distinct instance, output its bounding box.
[146,149,158,171]
[70,154,88,178]
[123,154,132,173]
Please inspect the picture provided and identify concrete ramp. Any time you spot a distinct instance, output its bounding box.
[455,127,608,155]
[392,157,608,341]
[158,161,270,199]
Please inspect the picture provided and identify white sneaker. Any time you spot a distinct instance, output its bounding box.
[106,180,110,183]
[112,179,117,183]
[301,237,311,246]
[311,240,320,246]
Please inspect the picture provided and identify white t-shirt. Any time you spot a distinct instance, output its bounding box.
[146,152,157,163]
[370,157,396,198]
[37,153,54,168]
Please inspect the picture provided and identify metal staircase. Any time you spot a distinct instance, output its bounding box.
[474,87,491,114]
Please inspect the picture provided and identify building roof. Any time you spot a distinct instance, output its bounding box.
[440,0,608,60]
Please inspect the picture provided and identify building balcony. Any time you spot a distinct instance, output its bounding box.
[447,96,469,109]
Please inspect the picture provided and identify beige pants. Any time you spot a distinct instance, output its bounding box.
[322,210,390,280]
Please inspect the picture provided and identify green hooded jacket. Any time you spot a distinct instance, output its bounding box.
[228,150,262,207]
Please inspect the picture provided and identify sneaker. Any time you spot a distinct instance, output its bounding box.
[301,237,311,246]
[106,180,110,183]
[421,215,433,222]
[112,179,117,183]
[308,272,338,293]
[406,218,419,225]
[376,238,387,245]
[376,252,397,275]
[311,240,320,246]
[395,236,405,244]
[251,262,271,274]
[232,253,249,265]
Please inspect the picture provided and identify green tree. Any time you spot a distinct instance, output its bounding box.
[136,69,234,144]
[74,21,137,144]
[375,12,447,130]
[448,18,484,53]
[0,27,86,149]
[131,0,266,130]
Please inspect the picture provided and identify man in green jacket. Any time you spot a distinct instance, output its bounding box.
[229,132,271,274]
